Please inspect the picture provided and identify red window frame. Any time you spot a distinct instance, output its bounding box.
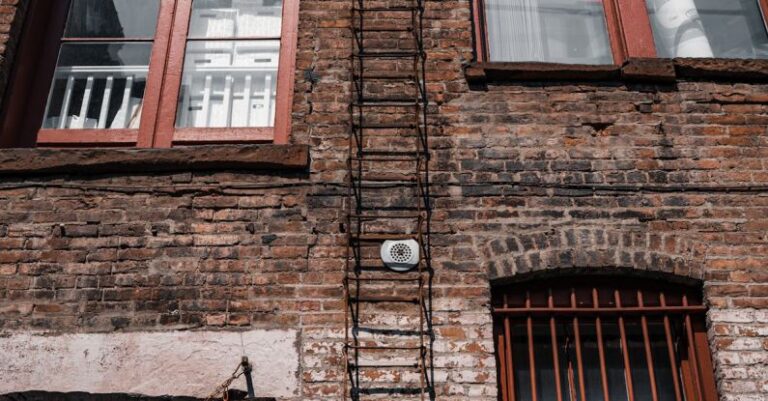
[0,0,299,148]
[493,277,718,401]
[472,0,768,65]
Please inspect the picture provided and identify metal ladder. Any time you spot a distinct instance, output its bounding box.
[344,0,433,400]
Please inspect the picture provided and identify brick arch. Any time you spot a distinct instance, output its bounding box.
[484,226,705,282]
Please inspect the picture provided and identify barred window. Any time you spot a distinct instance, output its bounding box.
[492,276,717,401]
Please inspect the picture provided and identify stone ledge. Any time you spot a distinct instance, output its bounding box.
[0,145,310,176]
[467,58,768,86]
[673,58,768,81]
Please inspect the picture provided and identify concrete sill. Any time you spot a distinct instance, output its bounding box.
[0,144,310,176]
[466,58,768,86]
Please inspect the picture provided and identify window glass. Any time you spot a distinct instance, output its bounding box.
[43,0,160,130]
[647,0,768,58]
[189,0,283,38]
[64,0,161,38]
[44,44,151,130]
[176,0,283,128]
[484,0,613,64]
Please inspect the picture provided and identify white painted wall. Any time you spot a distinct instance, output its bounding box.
[0,330,299,398]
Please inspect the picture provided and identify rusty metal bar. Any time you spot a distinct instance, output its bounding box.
[614,290,636,401]
[638,290,660,401]
[571,289,587,401]
[493,306,707,315]
[549,289,564,401]
[593,288,611,401]
[504,294,516,401]
[526,291,538,401]
[567,353,578,401]
[498,332,510,401]
[683,294,703,401]
[660,292,684,401]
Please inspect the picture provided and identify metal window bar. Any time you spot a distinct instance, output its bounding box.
[493,283,715,401]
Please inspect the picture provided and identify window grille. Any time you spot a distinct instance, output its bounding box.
[492,277,717,401]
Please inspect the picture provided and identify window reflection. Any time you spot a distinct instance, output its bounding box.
[646,0,768,58]
[484,0,613,64]
[176,0,283,128]
[43,0,160,130]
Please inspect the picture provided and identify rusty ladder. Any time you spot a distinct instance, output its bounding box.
[343,0,433,400]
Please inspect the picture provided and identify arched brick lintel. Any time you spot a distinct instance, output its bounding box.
[485,227,705,284]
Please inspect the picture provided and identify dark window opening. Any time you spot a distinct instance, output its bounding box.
[492,275,718,401]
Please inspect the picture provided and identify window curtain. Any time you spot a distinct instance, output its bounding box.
[647,0,713,57]
[485,0,544,62]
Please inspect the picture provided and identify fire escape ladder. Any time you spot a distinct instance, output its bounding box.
[344,0,433,400]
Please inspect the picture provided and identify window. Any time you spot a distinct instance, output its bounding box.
[474,0,768,64]
[483,0,613,64]
[647,0,768,59]
[493,276,718,401]
[0,0,299,147]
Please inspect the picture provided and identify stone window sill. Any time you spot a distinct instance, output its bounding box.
[465,58,768,86]
[0,144,310,176]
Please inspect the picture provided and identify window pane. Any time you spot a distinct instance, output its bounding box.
[580,322,604,401]
[603,320,630,401]
[625,319,653,401]
[64,0,161,38]
[512,322,533,401]
[176,40,280,128]
[532,321,556,401]
[646,0,768,58]
[43,43,151,130]
[648,320,677,401]
[484,0,613,64]
[190,0,283,38]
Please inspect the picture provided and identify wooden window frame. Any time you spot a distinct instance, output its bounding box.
[472,0,768,64]
[0,0,299,148]
[492,277,718,401]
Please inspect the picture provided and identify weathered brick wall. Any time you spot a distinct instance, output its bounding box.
[1,0,768,401]
[0,171,313,331]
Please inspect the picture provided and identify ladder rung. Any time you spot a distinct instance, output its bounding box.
[354,326,431,336]
[353,151,430,162]
[352,175,418,183]
[353,51,421,59]
[352,6,420,13]
[350,295,420,303]
[352,233,419,242]
[353,100,419,107]
[352,158,417,163]
[357,150,424,156]
[353,73,417,80]
[353,27,413,33]
[349,363,420,369]
[348,276,422,282]
[348,212,421,219]
[353,122,417,129]
[346,344,423,350]
[355,387,424,395]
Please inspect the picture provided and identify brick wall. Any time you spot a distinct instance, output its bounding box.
[1,0,768,401]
